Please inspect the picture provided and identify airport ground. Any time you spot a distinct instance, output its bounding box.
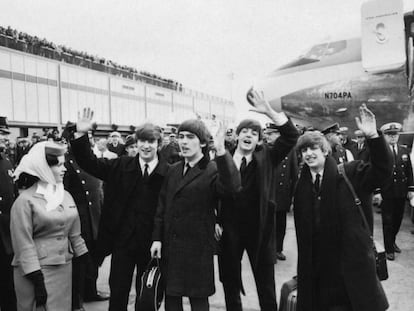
[84,206,414,311]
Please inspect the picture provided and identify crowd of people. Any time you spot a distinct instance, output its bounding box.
[0,91,413,311]
[0,25,183,91]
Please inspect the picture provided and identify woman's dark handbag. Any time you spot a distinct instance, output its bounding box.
[136,258,164,311]
[338,164,388,281]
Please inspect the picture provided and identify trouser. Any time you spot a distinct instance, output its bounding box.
[108,247,148,311]
[72,240,99,308]
[165,295,209,311]
[275,211,287,252]
[219,227,277,311]
[0,243,16,311]
[381,197,406,253]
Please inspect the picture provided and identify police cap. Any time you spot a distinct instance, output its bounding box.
[380,122,402,134]
[321,123,340,135]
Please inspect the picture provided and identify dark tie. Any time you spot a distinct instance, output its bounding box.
[392,145,397,163]
[183,163,191,176]
[314,173,321,194]
[143,163,149,181]
[240,157,247,175]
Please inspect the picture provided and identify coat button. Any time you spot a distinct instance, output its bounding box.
[81,180,86,184]
[0,211,2,215]
[89,202,92,206]
[85,191,89,195]
[76,169,81,174]
[0,197,2,201]
[69,160,74,163]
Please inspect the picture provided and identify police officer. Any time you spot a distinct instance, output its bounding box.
[322,123,354,164]
[0,116,17,311]
[374,122,414,261]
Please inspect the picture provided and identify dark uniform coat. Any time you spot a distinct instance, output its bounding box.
[380,144,414,199]
[0,152,16,255]
[293,135,391,311]
[152,153,240,297]
[71,135,169,263]
[274,149,299,212]
[64,153,103,242]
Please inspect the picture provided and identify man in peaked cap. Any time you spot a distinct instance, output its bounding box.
[264,123,281,146]
[374,122,414,260]
[322,123,354,164]
[0,116,17,310]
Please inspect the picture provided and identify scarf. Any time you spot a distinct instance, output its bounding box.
[14,141,65,211]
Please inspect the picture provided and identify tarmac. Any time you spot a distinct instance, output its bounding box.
[84,206,414,311]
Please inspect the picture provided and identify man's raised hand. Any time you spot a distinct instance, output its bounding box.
[355,104,378,139]
[76,107,94,134]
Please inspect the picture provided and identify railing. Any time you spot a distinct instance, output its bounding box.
[0,34,179,91]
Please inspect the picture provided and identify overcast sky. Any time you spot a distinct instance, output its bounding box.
[1,0,413,122]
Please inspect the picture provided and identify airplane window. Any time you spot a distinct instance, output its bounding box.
[277,40,347,70]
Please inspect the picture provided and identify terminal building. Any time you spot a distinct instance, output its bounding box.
[0,32,236,139]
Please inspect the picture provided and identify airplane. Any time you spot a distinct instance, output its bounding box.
[254,0,414,147]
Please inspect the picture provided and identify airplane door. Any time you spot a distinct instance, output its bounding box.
[361,0,406,73]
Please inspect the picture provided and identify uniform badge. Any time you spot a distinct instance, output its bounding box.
[8,169,13,177]
[402,154,408,161]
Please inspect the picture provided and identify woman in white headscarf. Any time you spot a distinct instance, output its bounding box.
[10,141,88,311]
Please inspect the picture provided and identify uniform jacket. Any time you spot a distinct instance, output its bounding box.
[274,148,299,212]
[0,152,17,255]
[152,153,240,297]
[219,120,299,272]
[10,184,87,275]
[380,144,414,199]
[71,135,169,262]
[293,135,391,311]
[64,152,103,242]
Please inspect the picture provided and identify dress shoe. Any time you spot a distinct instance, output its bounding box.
[394,244,401,253]
[276,252,286,261]
[386,253,395,261]
[84,292,110,302]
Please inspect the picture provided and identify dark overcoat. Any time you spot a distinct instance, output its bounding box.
[219,120,299,278]
[293,135,392,311]
[152,153,240,297]
[71,135,169,262]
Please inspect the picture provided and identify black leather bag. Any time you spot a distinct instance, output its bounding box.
[338,164,388,281]
[136,258,164,311]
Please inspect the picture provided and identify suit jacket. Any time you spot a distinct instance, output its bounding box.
[380,144,414,199]
[294,135,391,311]
[10,184,87,274]
[71,135,169,263]
[152,153,240,297]
[354,143,371,163]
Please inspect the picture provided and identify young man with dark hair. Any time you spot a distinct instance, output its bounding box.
[293,105,390,311]
[218,90,299,311]
[151,119,240,311]
[72,110,169,311]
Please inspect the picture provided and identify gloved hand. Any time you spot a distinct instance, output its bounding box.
[26,270,47,307]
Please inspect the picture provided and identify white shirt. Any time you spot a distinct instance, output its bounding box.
[233,151,253,170]
[139,156,159,176]
[310,169,324,185]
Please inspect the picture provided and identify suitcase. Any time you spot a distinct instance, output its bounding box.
[279,276,297,311]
